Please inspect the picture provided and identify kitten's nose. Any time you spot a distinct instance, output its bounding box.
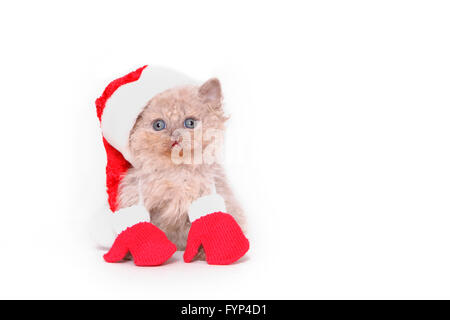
[170,131,181,142]
[170,131,183,148]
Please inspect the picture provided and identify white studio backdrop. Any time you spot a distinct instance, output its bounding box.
[0,1,449,299]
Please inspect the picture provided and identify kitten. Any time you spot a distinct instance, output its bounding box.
[117,78,246,253]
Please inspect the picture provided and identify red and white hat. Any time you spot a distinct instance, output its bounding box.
[95,65,197,212]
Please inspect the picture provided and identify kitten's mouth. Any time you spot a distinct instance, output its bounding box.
[171,141,179,148]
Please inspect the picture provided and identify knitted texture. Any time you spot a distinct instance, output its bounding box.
[95,65,147,212]
[184,212,250,265]
[104,222,177,266]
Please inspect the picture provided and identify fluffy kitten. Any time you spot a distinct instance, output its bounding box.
[117,78,246,253]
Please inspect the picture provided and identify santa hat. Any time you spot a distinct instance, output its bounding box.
[95,65,197,212]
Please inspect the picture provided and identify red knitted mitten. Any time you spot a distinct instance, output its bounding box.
[184,212,249,265]
[104,222,176,266]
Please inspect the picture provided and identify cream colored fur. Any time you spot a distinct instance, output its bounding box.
[117,78,246,252]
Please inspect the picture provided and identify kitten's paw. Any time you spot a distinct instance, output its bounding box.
[193,245,206,261]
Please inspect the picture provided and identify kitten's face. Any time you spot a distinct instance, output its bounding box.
[129,78,227,169]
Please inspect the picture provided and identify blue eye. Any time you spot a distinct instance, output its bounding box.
[184,118,196,129]
[152,119,166,131]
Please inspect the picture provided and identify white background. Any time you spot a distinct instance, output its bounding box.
[0,0,449,299]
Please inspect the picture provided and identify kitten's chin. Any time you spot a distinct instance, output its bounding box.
[137,146,215,170]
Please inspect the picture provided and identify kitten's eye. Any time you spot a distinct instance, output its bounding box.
[184,118,196,129]
[152,119,166,131]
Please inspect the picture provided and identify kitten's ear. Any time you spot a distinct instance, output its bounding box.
[198,78,222,103]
